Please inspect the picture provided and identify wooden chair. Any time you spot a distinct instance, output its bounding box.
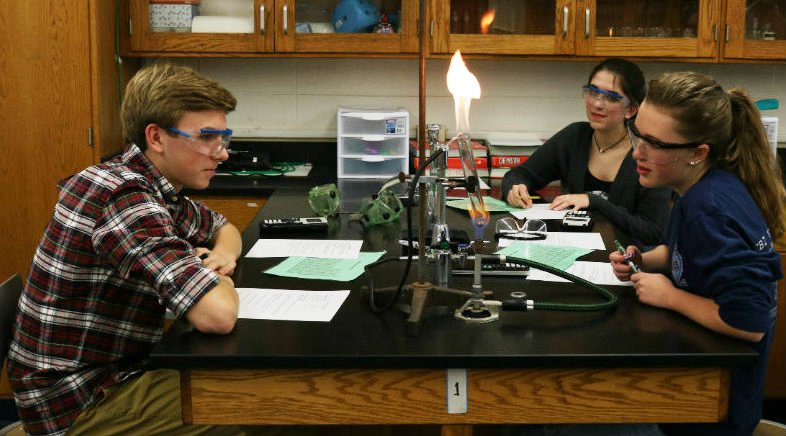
[756,419,786,436]
[0,274,24,436]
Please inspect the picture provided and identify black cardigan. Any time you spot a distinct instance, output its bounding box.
[501,122,671,247]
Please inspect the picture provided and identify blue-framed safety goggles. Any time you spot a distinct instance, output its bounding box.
[582,84,629,106]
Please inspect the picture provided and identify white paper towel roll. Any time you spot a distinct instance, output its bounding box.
[191,16,254,33]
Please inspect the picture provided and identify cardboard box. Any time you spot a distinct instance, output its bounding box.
[149,3,199,32]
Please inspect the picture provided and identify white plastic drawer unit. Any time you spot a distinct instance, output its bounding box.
[337,107,409,179]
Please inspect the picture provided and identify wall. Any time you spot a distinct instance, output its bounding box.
[158,58,786,144]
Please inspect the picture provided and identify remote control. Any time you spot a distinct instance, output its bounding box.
[562,210,593,231]
[259,217,328,237]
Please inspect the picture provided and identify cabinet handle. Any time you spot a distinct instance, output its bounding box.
[725,24,730,42]
[713,24,718,42]
[563,6,569,38]
[430,19,434,37]
[585,8,590,38]
[283,4,288,35]
[259,5,265,34]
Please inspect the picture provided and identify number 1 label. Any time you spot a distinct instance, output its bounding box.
[446,368,468,414]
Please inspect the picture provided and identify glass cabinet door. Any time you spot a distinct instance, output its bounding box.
[575,0,720,58]
[130,0,272,53]
[430,0,575,55]
[723,0,786,60]
[278,0,418,53]
[128,0,417,55]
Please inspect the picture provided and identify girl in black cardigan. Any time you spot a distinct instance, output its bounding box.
[502,58,671,247]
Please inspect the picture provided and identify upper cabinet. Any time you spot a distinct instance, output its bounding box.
[126,0,786,62]
[430,0,721,60]
[128,0,418,56]
[721,0,786,60]
[429,0,575,55]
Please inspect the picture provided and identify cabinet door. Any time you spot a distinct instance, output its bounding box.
[722,0,786,60]
[0,0,96,282]
[430,0,576,55]
[576,0,721,58]
[277,0,419,53]
[128,0,417,55]
[129,0,274,54]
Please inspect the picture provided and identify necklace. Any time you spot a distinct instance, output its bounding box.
[593,130,629,153]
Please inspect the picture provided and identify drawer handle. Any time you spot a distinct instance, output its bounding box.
[283,4,288,35]
[361,135,386,141]
[361,156,386,162]
[259,5,265,34]
[585,8,590,38]
[563,6,569,38]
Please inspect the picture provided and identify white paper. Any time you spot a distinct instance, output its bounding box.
[527,261,632,286]
[510,204,568,220]
[237,288,350,321]
[246,239,363,259]
[496,232,605,250]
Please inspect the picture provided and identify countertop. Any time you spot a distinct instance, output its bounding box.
[183,139,338,196]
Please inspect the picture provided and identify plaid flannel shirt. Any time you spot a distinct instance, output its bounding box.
[8,143,227,435]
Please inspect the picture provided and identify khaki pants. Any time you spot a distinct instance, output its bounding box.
[68,369,317,436]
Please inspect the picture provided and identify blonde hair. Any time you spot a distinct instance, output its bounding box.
[646,72,786,239]
[121,63,237,150]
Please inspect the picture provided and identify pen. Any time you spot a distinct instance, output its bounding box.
[614,240,639,273]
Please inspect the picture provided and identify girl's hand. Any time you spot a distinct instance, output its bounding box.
[507,184,534,209]
[609,244,641,282]
[631,272,676,309]
[549,194,589,211]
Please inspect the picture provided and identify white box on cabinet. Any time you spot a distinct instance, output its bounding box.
[337,107,409,179]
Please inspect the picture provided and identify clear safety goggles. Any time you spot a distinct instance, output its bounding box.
[167,127,233,158]
[495,217,547,241]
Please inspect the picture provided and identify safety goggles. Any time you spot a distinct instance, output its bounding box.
[626,119,704,165]
[582,84,629,106]
[495,217,547,241]
[167,127,233,158]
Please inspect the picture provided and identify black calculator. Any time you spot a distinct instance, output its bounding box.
[562,210,593,231]
[259,217,328,237]
[452,261,529,277]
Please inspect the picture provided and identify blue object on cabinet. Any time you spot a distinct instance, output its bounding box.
[333,0,380,33]
[756,99,779,111]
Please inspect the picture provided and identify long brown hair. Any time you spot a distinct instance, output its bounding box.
[646,72,786,240]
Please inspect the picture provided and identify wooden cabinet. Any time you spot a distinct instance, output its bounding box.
[721,0,786,61]
[127,0,419,56]
[429,0,575,55]
[187,195,268,232]
[0,2,138,285]
[430,0,722,60]
[1,1,138,400]
[126,0,786,62]
[576,0,720,58]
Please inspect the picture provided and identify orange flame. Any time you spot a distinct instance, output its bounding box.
[468,192,490,235]
[480,9,496,34]
[446,51,489,237]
